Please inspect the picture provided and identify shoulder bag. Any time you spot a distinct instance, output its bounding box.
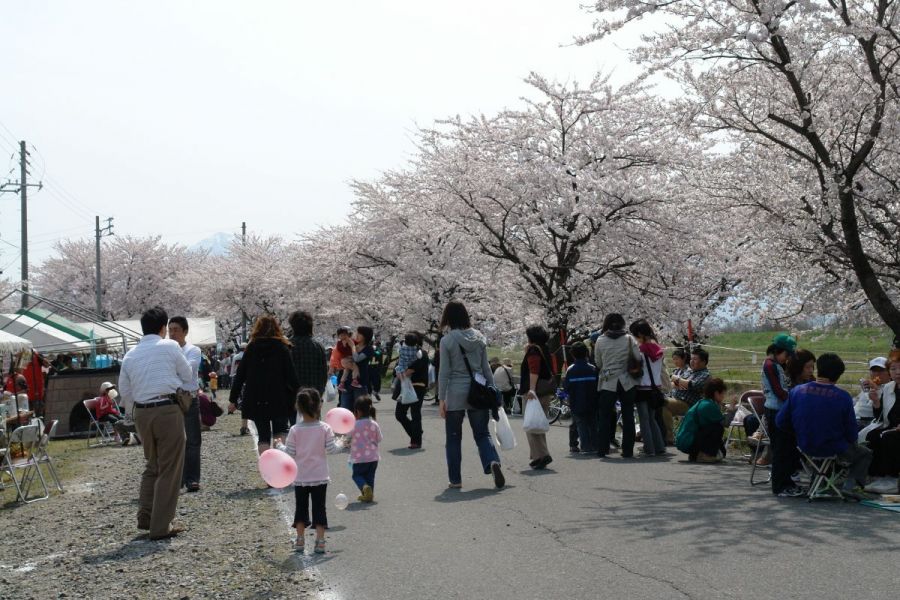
[643,354,666,409]
[459,345,500,410]
[626,336,644,379]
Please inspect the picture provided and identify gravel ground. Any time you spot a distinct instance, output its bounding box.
[0,414,332,600]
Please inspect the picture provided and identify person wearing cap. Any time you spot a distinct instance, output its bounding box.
[761,333,803,496]
[861,351,900,494]
[854,357,889,428]
[93,382,129,443]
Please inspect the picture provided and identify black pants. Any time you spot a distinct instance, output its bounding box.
[867,427,900,477]
[255,416,289,446]
[766,408,798,494]
[689,422,725,460]
[294,484,328,528]
[183,397,202,486]
[395,388,425,445]
[501,389,516,413]
[599,383,636,457]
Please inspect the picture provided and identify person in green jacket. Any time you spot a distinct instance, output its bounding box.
[676,378,728,463]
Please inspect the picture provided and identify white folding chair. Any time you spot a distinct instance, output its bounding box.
[798,450,847,502]
[745,391,771,486]
[724,392,755,452]
[28,419,63,492]
[2,424,49,503]
[1,427,25,500]
[84,398,115,447]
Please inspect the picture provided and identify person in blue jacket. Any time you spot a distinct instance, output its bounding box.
[776,353,873,499]
[564,342,600,454]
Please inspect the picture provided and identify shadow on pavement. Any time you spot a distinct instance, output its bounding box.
[81,535,167,564]
[434,487,504,502]
[388,448,424,456]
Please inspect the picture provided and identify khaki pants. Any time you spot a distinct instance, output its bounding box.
[134,404,186,538]
[663,398,689,443]
[525,394,552,461]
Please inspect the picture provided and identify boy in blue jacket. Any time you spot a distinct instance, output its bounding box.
[564,342,600,454]
[776,353,873,499]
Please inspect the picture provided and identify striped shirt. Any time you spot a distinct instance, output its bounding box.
[119,335,193,405]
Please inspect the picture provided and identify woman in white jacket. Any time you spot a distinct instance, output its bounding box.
[863,354,900,494]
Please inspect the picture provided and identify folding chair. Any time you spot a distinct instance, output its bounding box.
[0,427,25,500]
[1,424,50,503]
[84,398,115,447]
[798,450,847,502]
[27,419,63,492]
[745,391,771,486]
[724,391,756,452]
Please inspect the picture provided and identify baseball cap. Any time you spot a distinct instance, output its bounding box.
[100,381,116,393]
[868,357,888,370]
[772,333,797,354]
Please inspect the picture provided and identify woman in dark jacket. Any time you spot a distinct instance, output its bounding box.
[394,331,429,449]
[229,315,300,454]
[520,324,555,470]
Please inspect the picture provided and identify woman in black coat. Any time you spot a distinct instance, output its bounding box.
[229,315,300,453]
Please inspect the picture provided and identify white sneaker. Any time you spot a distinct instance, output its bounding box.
[864,477,899,494]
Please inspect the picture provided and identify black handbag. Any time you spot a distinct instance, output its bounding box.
[459,345,500,410]
[644,354,666,409]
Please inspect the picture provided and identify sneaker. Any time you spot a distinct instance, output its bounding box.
[696,452,722,464]
[121,435,130,447]
[239,427,250,436]
[490,461,505,489]
[314,539,326,554]
[447,482,462,489]
[777,486,805,498]
[864,477,899,494]
[569,446,581,454]
[350,378,363,389]
[408,443,421,449]
[362,484,374,502]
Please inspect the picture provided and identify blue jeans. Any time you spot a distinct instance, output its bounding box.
[599,384,636,456]
[573,410,599,453]
[183,397,202,486]
[351,461,378,491]
[445,409,500,485]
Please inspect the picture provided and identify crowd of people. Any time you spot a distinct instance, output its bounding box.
[96,301,899,550]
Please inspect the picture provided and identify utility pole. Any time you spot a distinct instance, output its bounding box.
[0,141,42,309]
[95,216,114,317]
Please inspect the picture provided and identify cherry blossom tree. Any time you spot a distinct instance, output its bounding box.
[583,0,900,336]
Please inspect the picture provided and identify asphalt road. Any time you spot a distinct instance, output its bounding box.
[292,402,899,600]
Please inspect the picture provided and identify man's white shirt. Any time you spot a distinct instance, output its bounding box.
[119,334,193,405]
[181,343,202,393]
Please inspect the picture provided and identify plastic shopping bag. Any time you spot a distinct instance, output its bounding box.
[324,379,337,403]
[522,394,550,433]
[400,378,419,405]
[495,408,517,450]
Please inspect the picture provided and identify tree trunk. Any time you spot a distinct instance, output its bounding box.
[840,191,900,338]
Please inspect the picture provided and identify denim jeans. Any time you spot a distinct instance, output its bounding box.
[635,391,664,455]
[445,409,500,485]
[183,397,202,486]
[351,461,378,491]
[573,410,599,453]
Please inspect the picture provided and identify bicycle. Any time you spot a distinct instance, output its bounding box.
[548,388,571,425]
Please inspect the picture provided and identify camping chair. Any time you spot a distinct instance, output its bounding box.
[797,450,847,502]
[745,391,771,486]
[27,419,63,492]
[724,392,755,453]
[1,424,49,503]
[84,398,115,447]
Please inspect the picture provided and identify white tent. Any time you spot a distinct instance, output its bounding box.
[76,317,218,349]
[0,329,33,353]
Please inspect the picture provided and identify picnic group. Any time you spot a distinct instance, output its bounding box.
[11,300,899,554]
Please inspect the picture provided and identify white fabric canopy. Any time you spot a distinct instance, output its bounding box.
[77,317,218,349]
[0,329,33,353]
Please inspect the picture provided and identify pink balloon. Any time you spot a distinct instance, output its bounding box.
[258,449,297,488]
[325,407,356,435]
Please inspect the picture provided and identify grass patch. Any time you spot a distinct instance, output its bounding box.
[1,437,98,505]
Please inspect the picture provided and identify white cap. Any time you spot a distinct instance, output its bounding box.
[869,357,888,370]
[100,381,116,393]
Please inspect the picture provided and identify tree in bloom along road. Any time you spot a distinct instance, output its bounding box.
[582,0,900,336]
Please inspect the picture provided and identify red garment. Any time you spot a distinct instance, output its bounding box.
[526,353,542,375]
[639,341,664,361]
[198,392,217,427]
[330,339,353,369]
[95,394,120,419]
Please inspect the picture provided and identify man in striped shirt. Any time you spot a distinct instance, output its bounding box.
[119,306,193,541]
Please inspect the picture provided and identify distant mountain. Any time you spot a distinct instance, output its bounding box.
[190,232,234,256]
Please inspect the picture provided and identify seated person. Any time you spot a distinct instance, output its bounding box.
[676,377,728,463]
[855,357,889,429]
[94,382,129,442]
[862,353,900,495]
[664,348,705,443]
[776,353,872,499]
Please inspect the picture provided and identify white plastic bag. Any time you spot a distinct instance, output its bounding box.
[400,378,419,405]
[495,408,517,450]
[324,380,337,403]
[522,394,550,433]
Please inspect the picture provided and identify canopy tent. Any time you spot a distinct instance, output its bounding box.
[0,314,92,352]
[76,317,218,349]
[0,330,32,354]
